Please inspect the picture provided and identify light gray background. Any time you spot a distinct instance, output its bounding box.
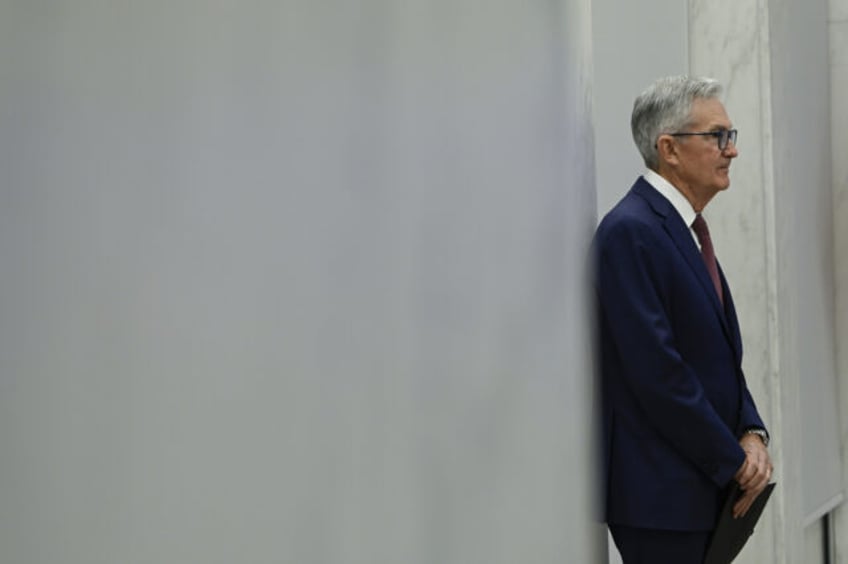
[592,0,688,214]
[0,1,600,563]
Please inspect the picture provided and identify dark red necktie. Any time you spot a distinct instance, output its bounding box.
[692,214,723,305]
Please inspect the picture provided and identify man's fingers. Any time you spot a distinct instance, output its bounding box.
[733,472,773,519]
[732,435,773,518]
[737,465,760,489]
[740,471,769,492]
[738,458,771,489]
[733,495,751,518]
[733,489,759,518]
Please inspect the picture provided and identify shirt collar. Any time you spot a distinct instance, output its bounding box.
[642,169,698,230]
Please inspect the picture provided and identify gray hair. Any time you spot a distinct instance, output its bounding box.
[631,76,723,170]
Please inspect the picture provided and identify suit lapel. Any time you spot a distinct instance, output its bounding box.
[664,214,730,325]
[632,179,738,355]
[717,262,744,357]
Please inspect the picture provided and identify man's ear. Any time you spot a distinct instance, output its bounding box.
[656,135,679,167]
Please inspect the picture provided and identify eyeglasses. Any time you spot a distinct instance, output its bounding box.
[669,129,738,151]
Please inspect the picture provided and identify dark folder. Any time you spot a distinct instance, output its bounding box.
[704,481,776,564]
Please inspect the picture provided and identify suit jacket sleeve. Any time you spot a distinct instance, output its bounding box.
[737,380,766,435]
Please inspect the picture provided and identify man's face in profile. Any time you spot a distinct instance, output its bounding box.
[673,97,739,202]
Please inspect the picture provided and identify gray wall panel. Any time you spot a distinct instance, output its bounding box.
[0,1,600,562]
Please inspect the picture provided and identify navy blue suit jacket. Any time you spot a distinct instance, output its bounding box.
[594,177,766,531]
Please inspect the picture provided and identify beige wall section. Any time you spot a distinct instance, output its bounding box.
[830,0,848,559]
[806,518,827,564]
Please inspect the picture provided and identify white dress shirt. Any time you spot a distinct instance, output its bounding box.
[642,168,701,250]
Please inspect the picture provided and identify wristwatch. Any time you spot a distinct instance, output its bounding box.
[744,428,770,447]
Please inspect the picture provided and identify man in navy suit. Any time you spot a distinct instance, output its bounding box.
[594,76,773,563]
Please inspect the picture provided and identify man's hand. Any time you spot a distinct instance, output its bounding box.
[732,433,773,518]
